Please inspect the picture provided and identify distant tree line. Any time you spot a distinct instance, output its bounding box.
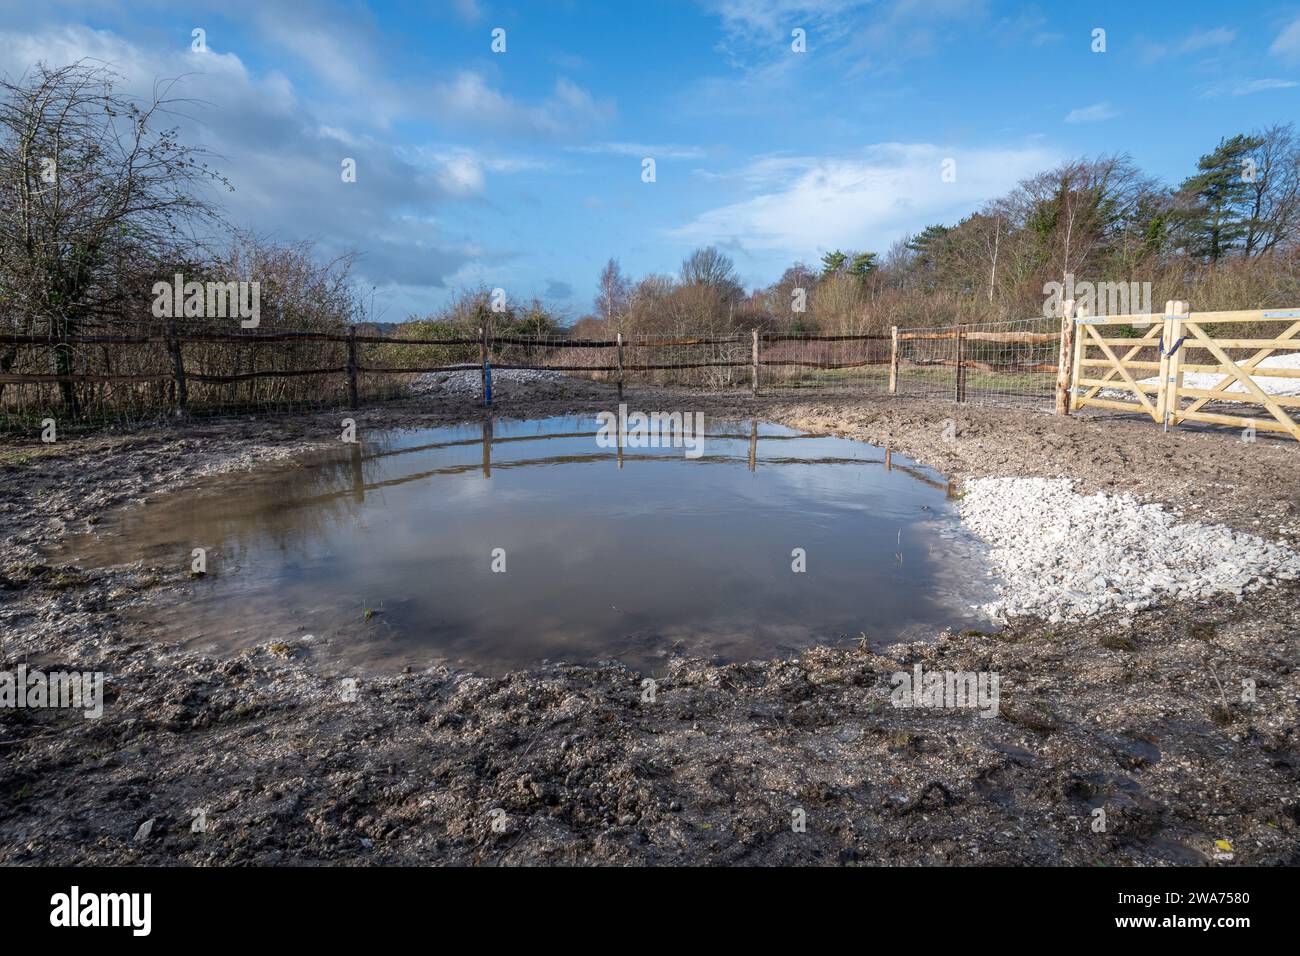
[565,128,1300,339]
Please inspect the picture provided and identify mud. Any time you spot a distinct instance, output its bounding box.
[2,385,1298,865]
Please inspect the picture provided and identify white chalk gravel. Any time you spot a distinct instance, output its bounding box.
[960,476,1300,623]
[409,368,566,398]
[1103,352,1300,401]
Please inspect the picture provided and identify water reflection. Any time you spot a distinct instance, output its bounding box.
[53,415,992,674]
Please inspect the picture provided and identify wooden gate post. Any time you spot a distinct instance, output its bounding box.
[1159,300,1189,429]
[616,331,624,401]
[1055,300,1076,416]
[889,326,899,394]
[166,318,188,417]
[1156,301,1172,425]
[1068,302,1086,414]
[954,324,967,403]
[751,328,759,396]
[346,325,359,410]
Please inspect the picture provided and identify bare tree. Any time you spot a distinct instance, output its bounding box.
[679,246,743,302]
[1016,156,1153,287]
[0,60,229,411]
[1243,123,1300,257]
[593,256,630,331]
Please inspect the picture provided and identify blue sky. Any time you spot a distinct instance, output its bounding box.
[3,0,1299,322]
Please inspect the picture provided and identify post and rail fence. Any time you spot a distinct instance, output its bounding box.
[1,304,1297,442]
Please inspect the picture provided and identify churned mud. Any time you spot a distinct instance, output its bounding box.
[2,385,1298,865]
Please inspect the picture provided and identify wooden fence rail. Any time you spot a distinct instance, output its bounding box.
[14,310,1291,442]
[0,324,1065,421]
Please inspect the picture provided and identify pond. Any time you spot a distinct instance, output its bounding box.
[55,415,998,674]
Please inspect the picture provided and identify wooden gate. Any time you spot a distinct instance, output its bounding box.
[1070,306,1300,442]
[1069,312,1165,422]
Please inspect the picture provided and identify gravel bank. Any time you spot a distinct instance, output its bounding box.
[409,368,612,402]
[960,477,1300,623]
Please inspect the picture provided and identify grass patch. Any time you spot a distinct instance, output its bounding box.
[1100,633,1139,652]
[1001,701,1059,733]
[887,729,919,751]
[1209,704,1233,726]
[0,445,69,469]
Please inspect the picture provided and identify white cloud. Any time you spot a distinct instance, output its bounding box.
[669,143,1057,256]
[700,0,870,38]
[0,24,476,293]
[451,0,483,23]
[685,1,984,116]
[1181,26,1236,51]
[1064,102,1119,124]
[1140,26,1235,62]
[405,147,546,197]
[573,142,709,160]
[1270,17,1300,62]
[1202,77,1299,98]
[435,154,486,196]
[429,72,613,137]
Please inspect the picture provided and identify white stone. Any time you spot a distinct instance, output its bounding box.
[959,477,1300,622]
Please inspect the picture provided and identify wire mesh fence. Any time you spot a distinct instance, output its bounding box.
[757,332,893,393]
[0,317,1065,435]
[894,318,1061,406]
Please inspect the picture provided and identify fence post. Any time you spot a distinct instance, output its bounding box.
[751,328,760,396]
[166,318,188,417]
[346,325,359,410]
[480,324,491,407]
[1068,301,1085,414]
[889,326,899,394]
[954,324,967,403]
[1160,300,1189,429]
[1055,301,1076,416]
[616,331,624,401]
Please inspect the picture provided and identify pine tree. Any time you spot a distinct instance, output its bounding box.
[847,252,877,278]
[905,225,950,265]
[820,250,847,275]
[1178,134,1264,263]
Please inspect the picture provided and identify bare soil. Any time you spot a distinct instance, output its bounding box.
[1,385,1297,865]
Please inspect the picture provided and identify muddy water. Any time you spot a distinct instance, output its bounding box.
[54,416,997,673]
